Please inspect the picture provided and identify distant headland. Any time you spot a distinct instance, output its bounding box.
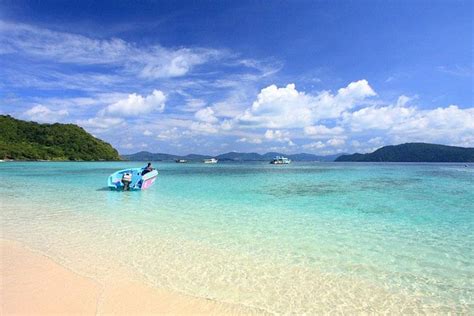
[0,115,120,161]
[336,143,474,162]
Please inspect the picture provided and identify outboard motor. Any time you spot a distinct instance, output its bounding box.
[122,173,132,191]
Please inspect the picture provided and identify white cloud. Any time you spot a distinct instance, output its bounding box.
[143,130,152,136]
[238,80,376,128]
[396,95,412,107]
[220,119,234,130]
[182,98,207,112]
[24,105,68,122]
[239,83,313,128]
[303,141,326,150]
[195,107,218,123]
[304,125,344,137]
[344,102,474,146]
[264,129,295,146]
[77,117,125,130]
[391,105,474,143]
[103,90,166,116]
[157,127,185,140]
[237,137,262,144]
[139,48,221,78]
[343,104,416,131]
[327,137,346,147]
[265,129,288,141]
[368,137,384,145]
[190,121,219,134]
[437,65,473,77]
[0,21,221,79]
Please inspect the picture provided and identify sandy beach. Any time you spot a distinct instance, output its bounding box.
[0,239,260,315]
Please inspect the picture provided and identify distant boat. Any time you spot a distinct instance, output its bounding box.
[270,156,291,164]
[175,159,188,163]
[108,167,158,191]
[203,158,218,164]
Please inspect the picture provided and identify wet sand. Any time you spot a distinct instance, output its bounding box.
[0,239,261,315]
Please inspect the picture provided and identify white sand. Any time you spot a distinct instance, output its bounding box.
[0,239,262,315]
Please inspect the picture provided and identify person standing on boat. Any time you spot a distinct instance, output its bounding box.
[141,162,154,175]
[122,172,132,191]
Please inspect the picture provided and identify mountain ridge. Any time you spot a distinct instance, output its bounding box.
[336,143,474,162]
[121,151,343,162]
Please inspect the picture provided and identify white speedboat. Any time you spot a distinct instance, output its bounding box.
[203,158,218,164]
[270,156,291,164]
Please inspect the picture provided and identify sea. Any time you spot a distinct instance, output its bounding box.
[1,161,473,313]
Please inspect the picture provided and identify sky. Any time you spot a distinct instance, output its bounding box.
[0,0,473,155]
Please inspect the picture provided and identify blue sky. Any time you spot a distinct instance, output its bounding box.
[1,0,473,154]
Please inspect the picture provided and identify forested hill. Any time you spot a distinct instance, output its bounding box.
[336,143,474,162]
[0,115,120,160]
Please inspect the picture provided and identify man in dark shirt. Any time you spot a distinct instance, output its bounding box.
[141,162,153,175]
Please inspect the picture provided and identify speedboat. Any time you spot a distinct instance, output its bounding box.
[175,159,188,163]
[203,158,218,164]
[107,167,158,191]
[270,156,291,164]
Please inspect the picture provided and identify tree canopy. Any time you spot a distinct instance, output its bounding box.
[0,115,120,161]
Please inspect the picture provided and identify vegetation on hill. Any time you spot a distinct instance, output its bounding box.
[0,115,120,161]
[336,143,474,162]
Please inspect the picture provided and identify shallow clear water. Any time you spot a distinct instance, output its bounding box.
[1,162,473,313]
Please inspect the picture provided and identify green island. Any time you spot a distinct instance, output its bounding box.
[336,143,474,162]
[0,115,120,161]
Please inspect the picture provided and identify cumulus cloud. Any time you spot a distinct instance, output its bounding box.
[103,90,166,116]
[264,129,295,146]
[343,102,474,146]
[343,104,416,131]
[391,105,474,143]
[239,83,313,128]
[238,80,376,128]
[24,105,68,122]
[195,107,218,123]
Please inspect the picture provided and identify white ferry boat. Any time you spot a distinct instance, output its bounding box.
[270,156,291,164]
[203,158,218,164]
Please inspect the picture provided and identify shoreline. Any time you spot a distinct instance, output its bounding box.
[0,239,264,315]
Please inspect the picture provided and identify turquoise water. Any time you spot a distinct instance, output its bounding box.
[1,162,473,313]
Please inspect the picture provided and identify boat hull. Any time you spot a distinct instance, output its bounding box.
[203,158,218,164]
[107,168,158,191]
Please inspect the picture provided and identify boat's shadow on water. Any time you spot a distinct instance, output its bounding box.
[97,187,111,191]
